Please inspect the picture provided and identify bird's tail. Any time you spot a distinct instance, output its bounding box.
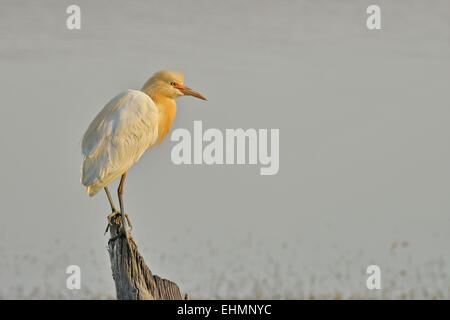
[81,155,104,197]
[86,185,102,197]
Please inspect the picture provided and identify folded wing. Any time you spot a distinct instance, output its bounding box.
[81,90,159,196]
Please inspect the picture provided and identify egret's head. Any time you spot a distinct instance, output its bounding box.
[142,70,207,101]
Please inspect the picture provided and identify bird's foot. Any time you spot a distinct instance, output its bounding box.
[105,210,119,234]
[104,211,132,234]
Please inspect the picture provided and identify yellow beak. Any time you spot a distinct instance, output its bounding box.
[176,83,207,101]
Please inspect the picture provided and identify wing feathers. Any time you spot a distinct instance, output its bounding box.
[81,90,159,195]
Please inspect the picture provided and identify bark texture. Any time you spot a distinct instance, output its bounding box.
[106,214,186,300]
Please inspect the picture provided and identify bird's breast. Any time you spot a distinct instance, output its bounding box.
[155,99,177,144]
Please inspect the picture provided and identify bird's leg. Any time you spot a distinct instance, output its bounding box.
[117,172,130,238]
[104,186,119,234]
[105,186,119,213]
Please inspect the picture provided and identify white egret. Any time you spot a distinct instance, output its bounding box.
[81,70,206,236]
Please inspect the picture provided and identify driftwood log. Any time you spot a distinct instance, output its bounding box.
[106,213,187,300]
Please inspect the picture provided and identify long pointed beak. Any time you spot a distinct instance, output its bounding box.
[176,84,207,101]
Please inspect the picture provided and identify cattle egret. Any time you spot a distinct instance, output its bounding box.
[81,70,206,236]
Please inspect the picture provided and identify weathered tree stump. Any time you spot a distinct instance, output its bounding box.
[106,214,187,300]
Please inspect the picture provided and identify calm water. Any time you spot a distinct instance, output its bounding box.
[0,0,449,299]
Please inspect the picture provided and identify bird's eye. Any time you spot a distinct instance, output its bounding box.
[170,81,176,86]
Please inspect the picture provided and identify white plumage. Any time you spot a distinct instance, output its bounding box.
[81,90,159,196]
[81,70,206,202]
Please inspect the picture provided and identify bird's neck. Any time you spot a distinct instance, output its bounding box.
[152,95,177,144]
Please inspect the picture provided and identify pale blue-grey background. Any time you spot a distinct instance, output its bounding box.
[0,0,448,299]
